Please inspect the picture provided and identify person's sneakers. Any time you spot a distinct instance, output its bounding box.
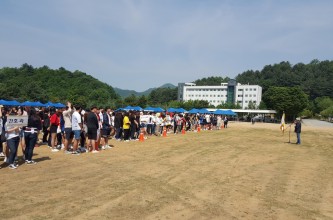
[51,148,60,152]
[0,152,5,157]
[92,150,99,153]
[72,151,80,155]
[26,160,37,165]
[61,144,65,149]
[65,150,72,154]
[101,146,106,150]
[106,145,113,149]
[8,164,17,169]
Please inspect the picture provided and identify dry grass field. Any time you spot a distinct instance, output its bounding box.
[1,122,333,220]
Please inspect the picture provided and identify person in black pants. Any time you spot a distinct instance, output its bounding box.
[42,108,50,143]
[86,107,99,152]
[294,118,302,144]
[24,108,42,164]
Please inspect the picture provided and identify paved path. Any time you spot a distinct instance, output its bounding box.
[302,119,333,128]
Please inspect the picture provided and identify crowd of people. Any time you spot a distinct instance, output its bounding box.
[0,103,230,170]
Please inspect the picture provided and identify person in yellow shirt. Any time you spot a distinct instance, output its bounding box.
[123,112,131,142]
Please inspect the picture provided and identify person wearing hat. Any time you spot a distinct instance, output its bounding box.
[294,117,301,144]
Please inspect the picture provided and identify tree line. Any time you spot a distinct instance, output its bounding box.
[235,59,333,119]
[1,61,332,120]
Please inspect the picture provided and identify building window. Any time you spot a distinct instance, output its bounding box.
[245,94,248,97]
[250,88,252,91]
[254,88,256,91]
[245,89,248,91]
[254,95,256,97]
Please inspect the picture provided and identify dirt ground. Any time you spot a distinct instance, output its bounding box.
[1,122,332,220]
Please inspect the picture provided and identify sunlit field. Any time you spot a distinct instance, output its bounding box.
[1,122,332,220]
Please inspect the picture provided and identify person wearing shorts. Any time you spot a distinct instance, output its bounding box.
[86,107,98,153]
[71,105,82,155]
[63,102,74,152]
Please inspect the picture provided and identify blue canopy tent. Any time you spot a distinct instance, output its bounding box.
[153,107,165,112]
[167,108,176,113]
[54,103,66,108]
[34,101,47,107]
[175,108,187,113]
[1,100,22,106]
[144,107,165,112]
[21,101,37,107]
[198,108,211,114]
[224,110,237,116]
[213,109,227,115]
[0,99,7,105]
[45,101,56,107]
[144,106,155,112]
[188,108,199,114]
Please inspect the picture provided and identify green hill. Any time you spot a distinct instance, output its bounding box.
[114,83,176,98]
[0,64,120,108]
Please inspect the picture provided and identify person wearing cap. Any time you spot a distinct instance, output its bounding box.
[294,117,302,144]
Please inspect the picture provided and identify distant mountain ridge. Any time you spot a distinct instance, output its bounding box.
[114,83,176,98]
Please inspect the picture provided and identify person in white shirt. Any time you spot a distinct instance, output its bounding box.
[71,105,82,155]
[63,102,74,152]
[5,113,20,169]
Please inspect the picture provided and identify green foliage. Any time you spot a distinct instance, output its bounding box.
[166,100,211,110]
[194,76,230,86]
[216,102,241,109]
[236,60,333,102]
[247,101,257,110]
[148,87,178,106]
[262,87,308,117]
[300,109,313,118]
[0,64,120,108]
[320,106,333,118]
[314,97,333,113]
[258,101,267,110]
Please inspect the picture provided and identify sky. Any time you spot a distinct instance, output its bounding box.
[1,0,333,92]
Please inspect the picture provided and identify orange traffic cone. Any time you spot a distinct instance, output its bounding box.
[197,126,201,132]
[162,127,167,137]
[139,132,144,142]
[182,127,186,134]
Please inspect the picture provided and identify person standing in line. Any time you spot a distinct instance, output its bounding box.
[24,108,42,164]
[4,111,20,169]
[223,116,228,128]
[114,112,123,141]
[129,111,138,140]
[49,107,60,152]
[42,108,50,144]
[101,108,112,149]
[87,106,99,153]
[294,117,302,144]
[123,112,131,142]
[71,105,82,155]
[62,102,74,153]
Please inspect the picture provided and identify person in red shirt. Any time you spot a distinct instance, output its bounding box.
[48,107,61,152]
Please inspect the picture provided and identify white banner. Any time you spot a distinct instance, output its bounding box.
[7,115,28,127]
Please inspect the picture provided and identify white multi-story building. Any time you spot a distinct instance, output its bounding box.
[178,79,262,109]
